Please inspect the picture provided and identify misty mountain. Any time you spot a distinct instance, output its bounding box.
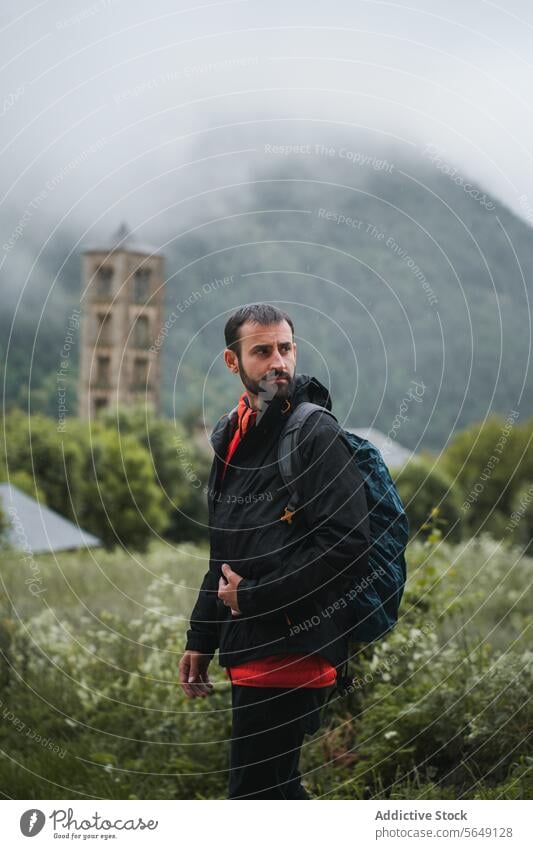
[1,141,531,452]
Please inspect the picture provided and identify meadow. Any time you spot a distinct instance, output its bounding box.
[0,533,530,799]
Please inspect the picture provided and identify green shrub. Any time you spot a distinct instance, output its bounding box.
[393,459,463,543]
[2,410,85,521]
[76,427,169,551]
[2,573,230,799]
[0,533,531,799]
[1,407,210,550]
[506,481,533,555]
[439,414,525,537]
[100,405,210,542]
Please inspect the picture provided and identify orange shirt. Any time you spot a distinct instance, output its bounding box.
[223,391,336,688]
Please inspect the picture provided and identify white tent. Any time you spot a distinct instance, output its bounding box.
[0,483,101,554]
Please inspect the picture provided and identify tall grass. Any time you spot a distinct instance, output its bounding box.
[0,535,531,799]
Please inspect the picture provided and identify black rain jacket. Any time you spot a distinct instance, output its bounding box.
[184,373,370,672]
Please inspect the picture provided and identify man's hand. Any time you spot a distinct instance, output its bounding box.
[218,563,243,617]
[179,650,214,698]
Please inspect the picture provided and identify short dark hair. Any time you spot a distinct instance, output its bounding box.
[224,303,295,357]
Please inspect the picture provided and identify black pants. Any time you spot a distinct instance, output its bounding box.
[228,683,332,799]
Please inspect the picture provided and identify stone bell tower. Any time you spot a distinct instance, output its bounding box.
[79,223,165,418]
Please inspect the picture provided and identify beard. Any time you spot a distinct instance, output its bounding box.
[237,361,294,416]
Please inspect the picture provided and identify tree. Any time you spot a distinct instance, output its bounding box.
[100,405,209,542]
[2,409,85,520]
[78,427,169,552]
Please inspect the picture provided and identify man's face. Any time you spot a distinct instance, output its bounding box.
[224,320,297,409]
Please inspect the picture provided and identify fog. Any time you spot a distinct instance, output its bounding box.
[1,0,533,300]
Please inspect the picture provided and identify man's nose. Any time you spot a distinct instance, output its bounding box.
[268,352,287,372]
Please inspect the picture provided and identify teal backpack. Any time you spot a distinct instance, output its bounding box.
[278,402,409,647]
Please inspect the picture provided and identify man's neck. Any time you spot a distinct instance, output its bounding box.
[245,392,260,412]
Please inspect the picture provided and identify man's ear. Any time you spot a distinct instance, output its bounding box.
[223,348,239,374]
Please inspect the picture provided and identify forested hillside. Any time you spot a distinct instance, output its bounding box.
[2,141,531,450]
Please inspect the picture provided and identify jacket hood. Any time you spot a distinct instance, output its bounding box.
[288,373,332,411]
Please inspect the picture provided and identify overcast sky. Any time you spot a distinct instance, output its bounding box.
[2,0,533,262]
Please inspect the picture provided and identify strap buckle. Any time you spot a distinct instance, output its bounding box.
[280,505,296,524]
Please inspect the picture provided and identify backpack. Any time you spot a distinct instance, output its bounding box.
[277,402,409,646]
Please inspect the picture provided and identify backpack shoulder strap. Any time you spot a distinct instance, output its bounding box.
[277,401,338,515]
